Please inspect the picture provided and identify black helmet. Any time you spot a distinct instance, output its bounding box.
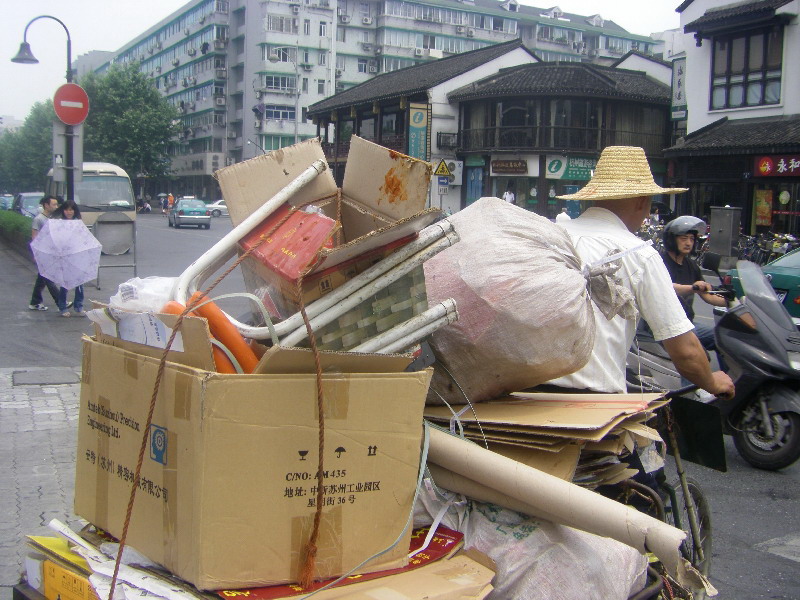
[663,216,706,253]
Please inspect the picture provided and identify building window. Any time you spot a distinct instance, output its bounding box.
[319,21,328,37]
[304,19,311,35]
[337,27,346,43]
[319,51,327,66]
[265,104,296,120]
[358,58,368,73]
[711,27,783,110]
[302,77,308,93]
[317,79,325,94]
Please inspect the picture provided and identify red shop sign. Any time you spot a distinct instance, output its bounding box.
[754,155,800,177]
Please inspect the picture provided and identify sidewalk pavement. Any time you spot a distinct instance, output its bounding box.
[0,366,86,600]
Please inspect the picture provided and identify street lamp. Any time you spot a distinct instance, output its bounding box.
[267,45,300,144]
[247,138,267,155]
[12,15,76,204]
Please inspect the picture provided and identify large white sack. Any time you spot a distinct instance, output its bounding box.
[424,197,593,404]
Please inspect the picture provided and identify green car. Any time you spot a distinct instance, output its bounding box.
[727,248,800,320]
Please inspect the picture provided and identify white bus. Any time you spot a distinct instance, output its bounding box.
[45,162,136,227]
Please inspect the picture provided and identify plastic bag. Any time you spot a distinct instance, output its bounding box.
[108,276,177,313]
[424,197,594,404]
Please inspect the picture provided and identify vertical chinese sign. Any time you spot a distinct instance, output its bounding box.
[407,103,429,161]
[671,58,687,121]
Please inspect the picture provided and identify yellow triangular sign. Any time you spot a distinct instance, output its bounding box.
[433,159,452,177]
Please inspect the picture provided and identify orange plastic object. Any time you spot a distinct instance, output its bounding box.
[160,300,238,374]
[188,292,260,374]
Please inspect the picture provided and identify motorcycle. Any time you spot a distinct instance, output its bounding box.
[627,253,800,471]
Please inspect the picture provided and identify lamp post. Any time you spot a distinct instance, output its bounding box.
[247,138,267,155]
[12,15,76,204]
[267,44,300,144]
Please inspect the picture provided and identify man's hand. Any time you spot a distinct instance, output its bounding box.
[692,280,713,293]
[709,371,735,400]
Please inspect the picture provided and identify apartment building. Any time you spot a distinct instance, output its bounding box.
[81,0,659,197]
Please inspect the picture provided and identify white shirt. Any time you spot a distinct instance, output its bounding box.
[548,207,693,393]
[555,211,571,223]
[502,191,515,204]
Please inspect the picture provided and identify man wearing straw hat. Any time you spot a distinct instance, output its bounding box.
[546,146,734,399]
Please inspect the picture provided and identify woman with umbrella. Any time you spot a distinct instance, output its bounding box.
[52,199,87,317]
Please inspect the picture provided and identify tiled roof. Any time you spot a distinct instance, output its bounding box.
[447,61,670,103]
[610,49,672,69]
[307,39,535,115]
[665,115,800,156]
[684,0,795,33]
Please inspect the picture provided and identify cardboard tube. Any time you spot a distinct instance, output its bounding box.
[426,427,715,595]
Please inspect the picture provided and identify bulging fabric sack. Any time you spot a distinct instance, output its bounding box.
[424,197,594,405]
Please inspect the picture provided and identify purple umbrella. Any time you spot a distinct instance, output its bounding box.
[30,219,101,289]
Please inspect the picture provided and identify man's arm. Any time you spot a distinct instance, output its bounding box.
[691,280,728,307]
[662,331,734,398]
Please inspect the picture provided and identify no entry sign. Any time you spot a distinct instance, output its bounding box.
[53,83,89,125]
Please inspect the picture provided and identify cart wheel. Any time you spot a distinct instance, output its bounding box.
[664,477,712,579]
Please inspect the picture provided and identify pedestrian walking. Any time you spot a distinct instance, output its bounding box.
[28,196,61,311]
[502,185,516,205]
[51,199,87,317]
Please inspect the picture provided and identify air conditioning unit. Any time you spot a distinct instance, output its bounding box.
[340,14,350,23]
[302,63,313,71]
[254,119,262,129]
[467,28,474,37]
[216,68,227,79]
[292,5,300,13]
[188,48,197,56]
[255,90,263,99]
[155,66,161,73]
[215,97,227,106]
[456,25,465,33]
[172,58,180,66]
[362,16,373,24]
[414,48,423,56]
[184,28,191,36]
[335,68,342,77]
[227,131,236,138]
[361,42,372,51]
[214,39,226,49]
[368,65,377,73]
[375,46,383,54]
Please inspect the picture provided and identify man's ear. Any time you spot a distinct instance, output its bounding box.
[636,196,651,212]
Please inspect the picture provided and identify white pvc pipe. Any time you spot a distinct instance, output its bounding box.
[377,310,459,355]
[231,220,458,339]
[172,159,328,305]
[277,233,458,346]
[351,299,458,353]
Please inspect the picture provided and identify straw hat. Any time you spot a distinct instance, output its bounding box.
[557,146,687,201]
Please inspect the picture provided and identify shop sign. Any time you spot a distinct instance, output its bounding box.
[670,58,687,122]
[491,159,528,174]
[546,155,597,180]
[407,103,428,160]
[754,155,800,177]
[755,189,773,226]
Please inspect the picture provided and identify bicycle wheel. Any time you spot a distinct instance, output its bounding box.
[664,477,712,577]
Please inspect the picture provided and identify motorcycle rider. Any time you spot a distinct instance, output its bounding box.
[544,146,734,400]
[661,217,728,371]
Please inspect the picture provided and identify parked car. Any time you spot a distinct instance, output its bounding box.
[168,198,211,229]
[726,247,800,322]
[0,194,13,210]
[13,192,44,218]
[207,199,228,217]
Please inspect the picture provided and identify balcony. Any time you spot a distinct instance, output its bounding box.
[460,125,665,156]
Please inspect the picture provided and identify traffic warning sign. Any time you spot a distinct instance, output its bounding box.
[433,159,452,177]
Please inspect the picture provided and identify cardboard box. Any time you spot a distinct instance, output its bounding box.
[43,560,99,600]
[74,320,433,590]
[218,136,440,320]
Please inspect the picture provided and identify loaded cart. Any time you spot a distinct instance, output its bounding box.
[15,138,721,600]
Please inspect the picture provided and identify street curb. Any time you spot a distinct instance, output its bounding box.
[0,233,34,267]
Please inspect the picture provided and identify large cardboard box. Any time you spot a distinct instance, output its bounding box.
[74,321,432,590]
[217,136,440,320]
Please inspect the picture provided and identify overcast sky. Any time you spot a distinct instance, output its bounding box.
[2,1,682,121]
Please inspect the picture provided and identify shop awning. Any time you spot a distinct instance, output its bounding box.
[664,115,800,157]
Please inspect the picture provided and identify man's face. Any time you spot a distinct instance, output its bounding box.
[675,233,696,256]
[43,198,59,215]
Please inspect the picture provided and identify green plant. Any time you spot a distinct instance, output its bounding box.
[0,210,32,243]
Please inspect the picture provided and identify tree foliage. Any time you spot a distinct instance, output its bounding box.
[0,101,56,192]
[81,62,180,179]
[0,61,179,194]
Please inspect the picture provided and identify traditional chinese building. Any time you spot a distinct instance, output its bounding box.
[664,0,800,235]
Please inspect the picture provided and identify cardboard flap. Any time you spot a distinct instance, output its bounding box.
[312,208,442,274]
[342,136,432,221]
[92,312,215,371]
[254,345,414,374]
[218,138,338,227]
